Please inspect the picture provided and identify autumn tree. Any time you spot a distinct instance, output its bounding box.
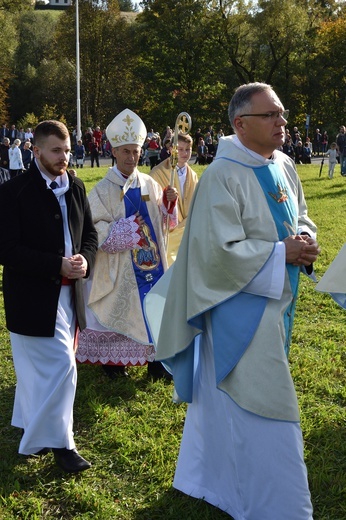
[134,0,231,132]
[8,10,63,123]
[51,0,141,129]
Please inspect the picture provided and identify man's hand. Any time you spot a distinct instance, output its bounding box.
[165,185,178,202]
[60,254,88,279]
[134,212,145,229]
[284,235,321,266]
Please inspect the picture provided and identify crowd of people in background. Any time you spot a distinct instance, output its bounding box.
[0,124,34,177]
[280,125,346,172]
[78,122,223,169]
[2,120,346,179]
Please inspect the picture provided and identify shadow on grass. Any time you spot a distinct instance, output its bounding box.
[75,363,173,411]
[133,488,232,520]
[306,422,346,519]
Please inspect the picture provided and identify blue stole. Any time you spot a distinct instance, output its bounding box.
[163,161,300,403]
[123,186,164,342]
[252,163,299,356]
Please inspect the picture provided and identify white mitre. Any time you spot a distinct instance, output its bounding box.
[106,108,147,148]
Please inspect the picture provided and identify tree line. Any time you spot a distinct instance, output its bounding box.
[0,0,345,138]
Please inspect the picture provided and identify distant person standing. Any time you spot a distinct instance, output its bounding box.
[146,135,160,169]
[312,128,322,156]
[197,137,208,165]
[21,141,33,171]
[75,139,86,169]
[8,139,24,178]
[159,139,172,162]
[302,142,312,164]
[93,126,102,150]
[321,130,328,154]
[1,124,9,141]
[217,128,225,141]
[18,127,26,147]
[24,128,34,143]
[90,137,100,167]
[194,128,204,155]
[0,137,10,169]
[9,124,19,145]
[336,125,346,175]
[325,142,338,179]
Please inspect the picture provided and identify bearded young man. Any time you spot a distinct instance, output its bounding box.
[0,120,98,473]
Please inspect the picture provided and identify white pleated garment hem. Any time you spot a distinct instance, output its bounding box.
[173,316,313,520]
[11,286,77,455]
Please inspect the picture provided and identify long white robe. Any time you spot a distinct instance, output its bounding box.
[173,314,312,519]
[145,136,316,518]
[11,287,76,455]
[11,174,77,455]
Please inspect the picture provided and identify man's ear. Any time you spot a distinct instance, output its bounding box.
[33,145,40,159]
[234,117,245,136]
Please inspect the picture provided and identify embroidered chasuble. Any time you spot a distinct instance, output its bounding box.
[145,137,317,421]
[77,167,169,366]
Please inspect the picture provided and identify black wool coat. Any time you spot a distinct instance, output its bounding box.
[0,162,98,337]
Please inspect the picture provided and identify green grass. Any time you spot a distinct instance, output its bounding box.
[1,162,346,519]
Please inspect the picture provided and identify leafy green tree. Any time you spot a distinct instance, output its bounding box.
[0,0,32,13]
[305,16,346,134]
[8,10,62,123]
[118,0,137,10]
[0,11,19,123]
[54,0,139,129]
[17,112,39,131]
[134,0,230,132]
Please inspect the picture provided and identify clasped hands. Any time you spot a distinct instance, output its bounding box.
[60,254,88,279]
[284,235,321,267]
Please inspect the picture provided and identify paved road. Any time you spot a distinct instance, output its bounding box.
[78,152,329,169]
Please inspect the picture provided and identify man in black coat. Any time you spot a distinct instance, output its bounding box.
[1,123,9,141]
[9,124,19,144]
[0,120,98,473]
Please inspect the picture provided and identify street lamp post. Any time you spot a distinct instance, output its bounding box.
[76,0,81,141]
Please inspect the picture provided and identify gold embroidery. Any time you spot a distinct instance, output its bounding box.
[109,114,146,146]
[269,184,288,203]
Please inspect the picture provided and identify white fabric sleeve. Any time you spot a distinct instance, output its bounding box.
[160,203,178,230]
[100,215,141,253]
[242,242,285,300]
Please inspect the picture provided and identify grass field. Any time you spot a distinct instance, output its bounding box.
[0,162,346,519]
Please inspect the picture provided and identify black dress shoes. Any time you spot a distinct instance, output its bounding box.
[34,448,51,456]
[147,361,173,381]
[102,364,129,379]
[52,448,91,473]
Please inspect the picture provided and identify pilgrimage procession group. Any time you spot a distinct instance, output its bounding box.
[1,81,345,519]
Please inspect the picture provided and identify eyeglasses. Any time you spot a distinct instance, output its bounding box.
[239,109,289,120]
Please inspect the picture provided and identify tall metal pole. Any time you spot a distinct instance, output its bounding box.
[76,0,82,141]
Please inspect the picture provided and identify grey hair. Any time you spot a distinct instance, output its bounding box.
[228,82,274,131]
[12,138,21,148]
